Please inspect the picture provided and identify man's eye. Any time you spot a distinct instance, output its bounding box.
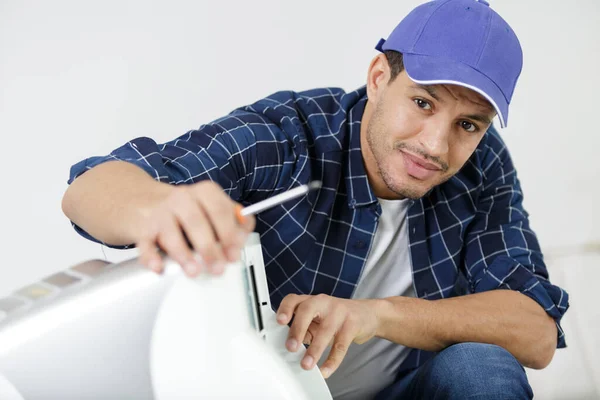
[460,120,477,133]
[414,99,432,110]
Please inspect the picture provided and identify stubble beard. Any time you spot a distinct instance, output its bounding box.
[366,100,464,200]
[365,105,426,200]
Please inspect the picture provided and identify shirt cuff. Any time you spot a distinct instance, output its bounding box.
[471,255,569,348]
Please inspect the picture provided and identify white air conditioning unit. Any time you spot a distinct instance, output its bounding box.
[0,233,332,400]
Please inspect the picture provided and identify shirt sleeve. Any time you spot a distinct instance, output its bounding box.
[67,95,308,247]
[463,130,570,348]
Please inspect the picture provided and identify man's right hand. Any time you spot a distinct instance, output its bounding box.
[62,161,255,278]
[136,180,256,277]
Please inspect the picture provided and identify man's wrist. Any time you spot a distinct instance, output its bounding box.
[369,298,397,339]
[368,296,443,347]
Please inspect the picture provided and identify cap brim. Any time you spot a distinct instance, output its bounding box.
[402,53,509,128]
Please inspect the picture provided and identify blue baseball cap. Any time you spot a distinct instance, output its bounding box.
[376,0,523,127]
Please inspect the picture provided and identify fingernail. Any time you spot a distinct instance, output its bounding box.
[237,231,248,246]
[277,313,287,324]
[321,367,331,379]
[193,253,205,265]
[302,355,314,369]
[212,261,225,275]
[149,259,161,272]
[227,247,241,262]
[286,338,298,352]
[185,262,198,275]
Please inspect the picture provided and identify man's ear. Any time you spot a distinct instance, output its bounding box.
[366,53,390,106]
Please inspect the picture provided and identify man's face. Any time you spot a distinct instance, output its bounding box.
[362,66,496,200]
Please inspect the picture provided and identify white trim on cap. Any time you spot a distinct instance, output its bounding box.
[405,71,507,128]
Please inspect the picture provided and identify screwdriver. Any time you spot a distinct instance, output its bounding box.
[234,181,322,224]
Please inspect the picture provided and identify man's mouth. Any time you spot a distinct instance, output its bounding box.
[399,150,442,180]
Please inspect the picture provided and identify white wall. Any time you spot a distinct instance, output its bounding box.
[1,0,598,292]
[1,0,599,398]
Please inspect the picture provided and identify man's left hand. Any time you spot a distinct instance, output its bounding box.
[276,293,380,379]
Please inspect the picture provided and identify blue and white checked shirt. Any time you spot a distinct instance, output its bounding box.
[68,86,569,373]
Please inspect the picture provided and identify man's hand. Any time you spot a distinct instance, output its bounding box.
[276,294,380,379]
[62,162,256,277]
[136,180,255,276]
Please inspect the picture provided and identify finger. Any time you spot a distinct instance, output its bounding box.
[276,294,308,325]
[173,197,227,274]
[302,330,314,346]
[320,326,354,379]
[287,299,324,353]
[302,315,345,371]
[302,321,319,345]
[195,184,249,262]
[137,240,163,273]
[156,217,201,277]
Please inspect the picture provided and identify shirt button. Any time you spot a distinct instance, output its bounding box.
[354,240,365,249]
[350,199,357,208]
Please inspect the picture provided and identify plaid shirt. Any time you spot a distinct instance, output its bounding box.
[68,86,569,373]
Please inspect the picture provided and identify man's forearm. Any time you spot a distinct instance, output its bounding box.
[371,290,557,369]
[61,161,172,246]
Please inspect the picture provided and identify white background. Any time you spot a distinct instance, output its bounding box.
[2,0,598,292]
[1,0,599,397]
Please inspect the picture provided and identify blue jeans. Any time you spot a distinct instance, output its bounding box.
[374,343,533,400]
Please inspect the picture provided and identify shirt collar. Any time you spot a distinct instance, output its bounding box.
[344,88,378,209]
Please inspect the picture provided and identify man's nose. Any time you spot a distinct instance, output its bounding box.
[418,121,450,157]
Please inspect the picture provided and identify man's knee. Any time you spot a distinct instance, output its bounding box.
[425,342,533,399]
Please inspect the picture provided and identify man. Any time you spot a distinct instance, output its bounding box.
[62,0,569,399]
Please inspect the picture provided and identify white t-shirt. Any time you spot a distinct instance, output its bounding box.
[319,198,414,400]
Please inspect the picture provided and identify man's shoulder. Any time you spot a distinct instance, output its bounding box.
[242,87,363,116]
[474,125,513,174]
[265,87,348,101]
[231,86,365,151]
